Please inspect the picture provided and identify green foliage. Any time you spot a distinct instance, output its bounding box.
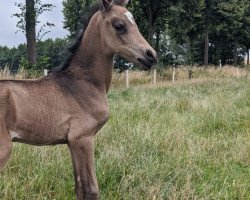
[0,44,27,70]
[4,0,249,69]
[0,38,67,71]
[62,0,98,39]
[36,38,68,69]
[13,0,55,40]
[18,56,47,77]
[19,56,30,69]
[166,0,250,66]
[62,0,85,39]
[128,0,174,48]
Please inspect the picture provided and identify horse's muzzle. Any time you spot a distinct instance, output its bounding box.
[145,49,158,66]
[137,49,158,70]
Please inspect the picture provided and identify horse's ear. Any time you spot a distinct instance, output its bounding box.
[112,0,130,7]
[102,0,112,11]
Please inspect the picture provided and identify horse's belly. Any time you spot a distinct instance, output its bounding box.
[11,111,71,145]
[10,124,70,145]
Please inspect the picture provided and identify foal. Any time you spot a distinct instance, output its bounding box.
[0,0,157,199]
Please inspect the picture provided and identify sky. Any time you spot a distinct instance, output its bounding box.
[0,0,69,47]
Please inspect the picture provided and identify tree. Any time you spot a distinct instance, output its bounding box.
[13,0,54,67]
[203,0,209,66]
[26,0,36,65]
[61,0,250,67]
[167,0,205,65]
[165,0,250,66]
[240,0,250,65]
[131,0,174,50]
[200,0,221,66]
[0,38,67,71]
[37,38,68,69]
[63,0,85,39]
[63,0,97,39]
[216,0,247,66]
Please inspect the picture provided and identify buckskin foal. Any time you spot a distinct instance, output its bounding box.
[0,0,157,199]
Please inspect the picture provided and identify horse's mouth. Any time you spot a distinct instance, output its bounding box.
[137,58,152,70]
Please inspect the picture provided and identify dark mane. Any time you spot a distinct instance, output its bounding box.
[53,3,102,72]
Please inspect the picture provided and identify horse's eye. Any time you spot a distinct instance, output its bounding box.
[114,23,126,34]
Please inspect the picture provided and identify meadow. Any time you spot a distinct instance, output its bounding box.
[0,67,249,199]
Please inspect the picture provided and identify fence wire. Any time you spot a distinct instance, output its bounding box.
[0,67,249,88]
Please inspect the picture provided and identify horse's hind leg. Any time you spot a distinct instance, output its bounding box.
[0,124,12,170]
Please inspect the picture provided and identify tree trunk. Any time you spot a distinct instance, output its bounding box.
[188,37,194,65]
[148,6,154,47]
[155,29,160,53]
[204,23,209,67]
[247,48,249,65]
[25,0,36,66]
[233,38,238,66]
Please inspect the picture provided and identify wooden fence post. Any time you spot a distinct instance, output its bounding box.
[153,68,156,85]
[172,67,176,83]
[126,69,129,88]
[237,67,239,78]
[219,60,222,68]
[188,69,193,79]
[44,69,48,76]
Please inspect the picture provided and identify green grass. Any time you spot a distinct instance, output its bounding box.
[1,78,249,200]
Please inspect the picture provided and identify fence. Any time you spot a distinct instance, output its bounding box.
[0,66,249,88]
[111,66,249,88]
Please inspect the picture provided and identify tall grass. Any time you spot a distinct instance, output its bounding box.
[0,66,43,79]
[0,67,27,79]
[0,66,249,199]
[111,66,249,88]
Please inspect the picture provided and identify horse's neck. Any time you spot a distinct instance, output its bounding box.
[66,13,113,93]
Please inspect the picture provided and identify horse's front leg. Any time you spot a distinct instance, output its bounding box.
[68,134,99,200]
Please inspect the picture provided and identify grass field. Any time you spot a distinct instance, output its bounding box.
[0,74,249,199]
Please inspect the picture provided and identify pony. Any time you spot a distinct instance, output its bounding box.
[0,0,157,199]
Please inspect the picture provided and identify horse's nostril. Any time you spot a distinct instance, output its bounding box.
[146,50,153,59]
[146,50,156,64]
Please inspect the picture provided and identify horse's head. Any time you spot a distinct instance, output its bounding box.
[99,0,158,70]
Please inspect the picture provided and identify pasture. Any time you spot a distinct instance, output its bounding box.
[0,71,249,199]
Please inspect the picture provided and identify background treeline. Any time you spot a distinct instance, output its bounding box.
[0,39,67,71]
[0,0,249,71]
